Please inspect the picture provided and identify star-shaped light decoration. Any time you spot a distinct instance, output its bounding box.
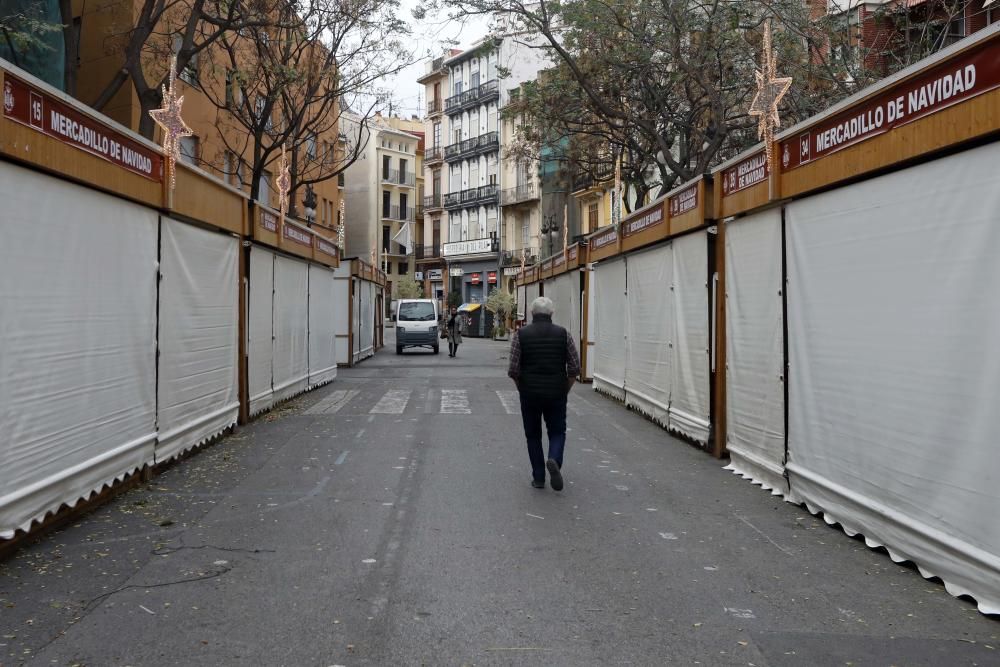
[148,55,193,191]
[370,246,376,266]
[748,20,792,176]
[562,203,569,256]
[276,146,292,221]
[337,199,346,250]
[520,247,527,274]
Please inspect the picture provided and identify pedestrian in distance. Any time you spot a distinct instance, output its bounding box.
[445,305,464,358]
[508,296,580,491]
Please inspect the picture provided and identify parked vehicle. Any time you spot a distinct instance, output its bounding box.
[395,299,440,354]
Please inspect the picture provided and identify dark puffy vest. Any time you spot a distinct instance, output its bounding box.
[518,315,569,399]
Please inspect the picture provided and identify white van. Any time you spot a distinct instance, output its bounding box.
[395,299,440,355]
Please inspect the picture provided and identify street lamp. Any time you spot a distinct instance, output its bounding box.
[541,215,559,257]
[302,184,317,226]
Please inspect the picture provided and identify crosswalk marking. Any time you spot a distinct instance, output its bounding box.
[306,390,360,414]
[496,390,521,415]
[370,389,412,414]
[440,389,471,414]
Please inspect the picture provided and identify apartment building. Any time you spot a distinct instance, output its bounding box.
[498,85,542,294]
[66,1,343,240]
[342,113,422,303]
[418,38,547,325]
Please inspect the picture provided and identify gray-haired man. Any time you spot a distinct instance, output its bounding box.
[507,296,580,490]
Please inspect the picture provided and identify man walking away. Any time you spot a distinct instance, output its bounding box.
[508,296,580,491]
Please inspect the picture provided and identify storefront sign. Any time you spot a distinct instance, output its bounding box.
[283,222,313,247]
[503,267,522,276]
[622,204,665,236]
[553,253,565,267]
[428,269,443,280]
[541,259,553,272]
[669,185,699,216]
[316,237,338,256]
[721,150,768,196]
[449,267,464,277]
[443,237,494,257]
[590,226,618,250]
[568,246,578,261]
[781,39,1000,171]
[414,271,424,281]
[3,72,163,182]
[470,272,482,285]
[260,211,278,232]
[487,271,497,284]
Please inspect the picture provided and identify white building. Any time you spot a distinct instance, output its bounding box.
[342,113,422,305]
[417,38,548,333]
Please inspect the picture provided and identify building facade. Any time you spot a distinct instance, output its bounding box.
[342,113,423,309]
[418,38,548,333]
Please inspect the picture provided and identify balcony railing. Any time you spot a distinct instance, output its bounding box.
[424,146,443,163]
[414,244,441,260]
[572,169,614,193]
[382,169,416,187]
[501,182,539,206]
[427,99,443,115]
[443,131,499,162]
[415,205,424,219]
[501,247,539,267]
[381,205,416,222]
[444,79,500,115]
[443,185,499,210]
[424,193,442,210]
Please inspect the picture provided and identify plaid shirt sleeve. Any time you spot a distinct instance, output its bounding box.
[507,330,522,380]
[567,333,581,378]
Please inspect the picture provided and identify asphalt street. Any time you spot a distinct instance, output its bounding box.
[1,328,998,666]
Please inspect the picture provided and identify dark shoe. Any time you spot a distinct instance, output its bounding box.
[546,459,563,491]
[531,479,545,489]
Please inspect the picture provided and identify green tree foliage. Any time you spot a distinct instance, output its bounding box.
[395,278,423,299]
[446,0,922,210]
[485,288,517,335]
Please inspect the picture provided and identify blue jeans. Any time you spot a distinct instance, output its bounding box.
[519,393,567,482]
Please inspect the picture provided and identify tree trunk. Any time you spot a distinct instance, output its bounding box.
[60,0,77,96]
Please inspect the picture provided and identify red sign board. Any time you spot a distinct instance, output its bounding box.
[669,185,699,216]
[316,238,338,257]
[471,272,481,285]
[780,37,1000,171]
[590,226,618,250]
[283,222,313,247]
[260,211,278,232]
[622,203,666,237]
[487,271,497,284]
[721,150,768,197]
[3,72,163,182]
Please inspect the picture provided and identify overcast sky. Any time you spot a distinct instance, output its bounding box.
[379,3,494,119]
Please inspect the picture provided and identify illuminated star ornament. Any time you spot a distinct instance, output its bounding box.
[520,247,527,275]
[562,203,568,256]
[276,146,292,221]
[748,20,793,176]
[337,199,346,250]
[149,55,193,191]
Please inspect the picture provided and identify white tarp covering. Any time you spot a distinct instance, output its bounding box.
[156,218,239,462]
[248,247,275,415]
[785,141,1000,615]
[584,267,595,380]
[352,278,362,361]
[0,162,157,539]
[273,255,310,402]
[333,267,351,365]
[723,210,786,493]
[624,245,673,424]
[359,280,375,359]
[517,284,527,320]
[592,258,627,400]
[547,271,581,349]
[525,281,540,317]
[669,232,711,444]
[308,264,338,387]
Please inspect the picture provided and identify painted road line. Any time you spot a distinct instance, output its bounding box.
[370,389,412,414]
[496,390,521,415]
[305,389,360,414]
[440,389,471,414]
[334,451,350,465]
